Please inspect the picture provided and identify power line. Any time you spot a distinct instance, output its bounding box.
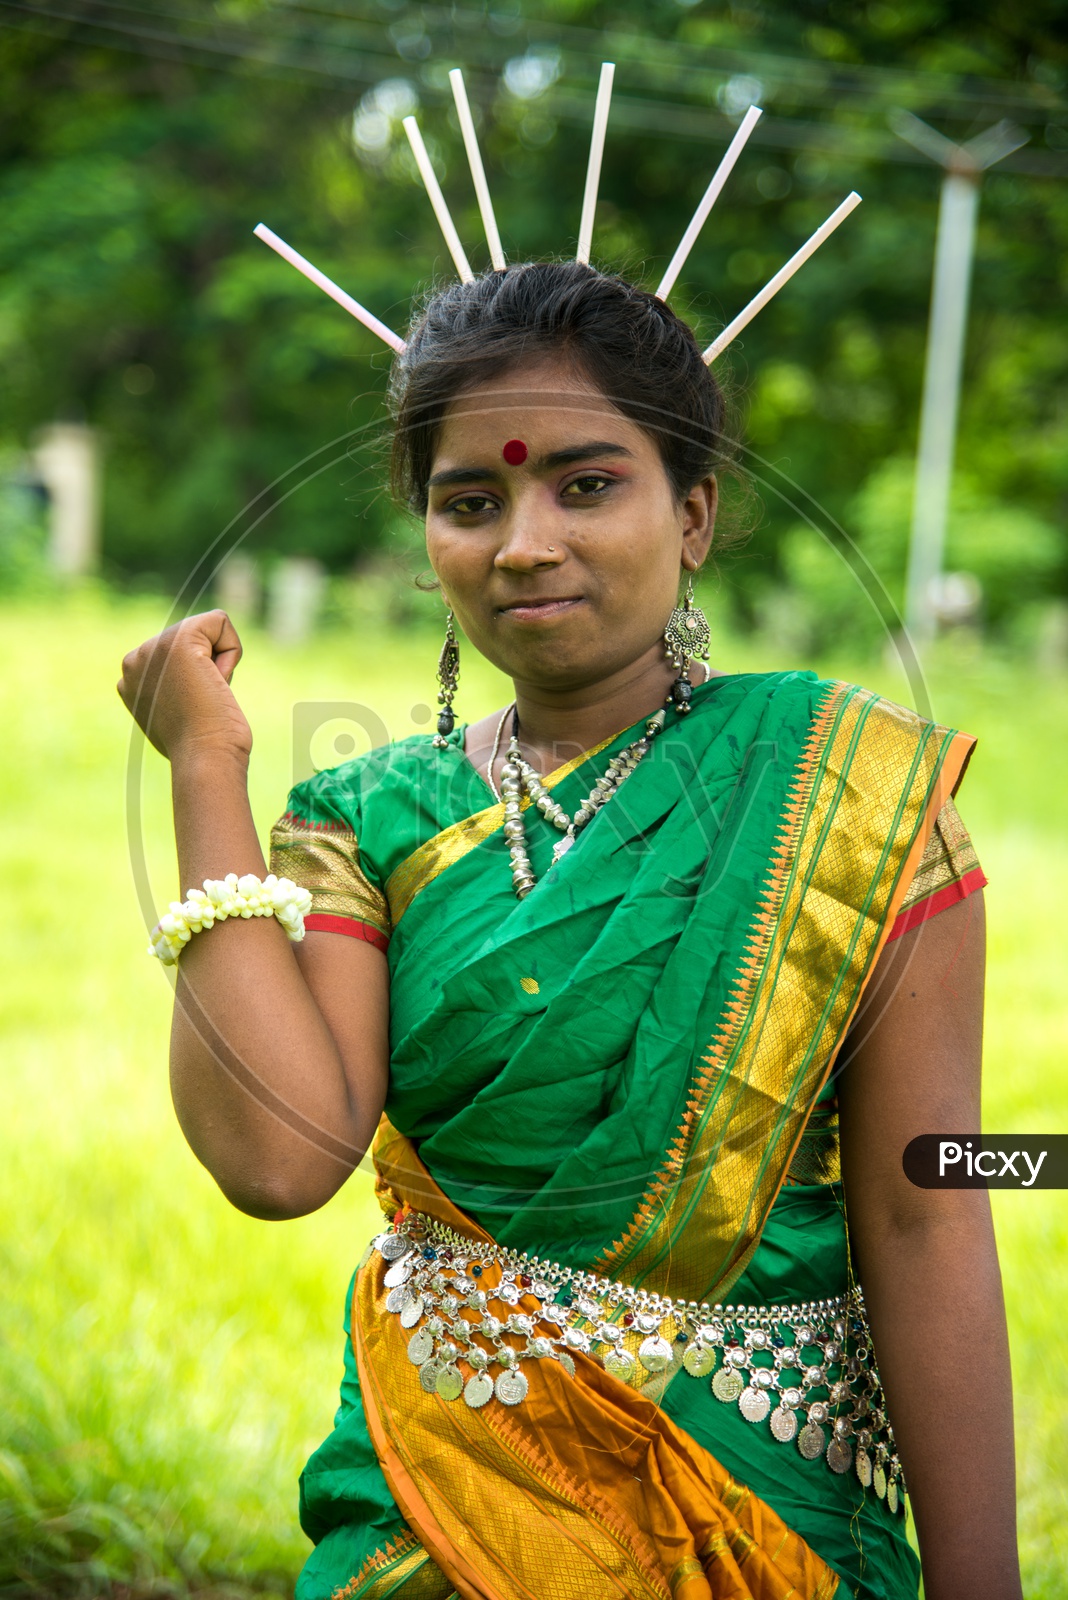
[2,0,1065,177]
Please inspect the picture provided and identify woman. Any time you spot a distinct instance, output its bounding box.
[118,263,1020,1600]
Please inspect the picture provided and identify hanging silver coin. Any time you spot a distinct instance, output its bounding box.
[638,1335,673,1373]
[407,1328,434,1367]
[683,1343,716,1378]
[556,1351,575,1378]
[399,1296,424,1329]
[383,1259,413,1289]
[873,1465,887,1500]
[826,1437,852,1474]
[604,1349,636,1383]
[712,1368,744,1403]
[496,1368,529,1406]
[464,1371,494,1409]
[797,1421,826,1460]
[419,1359,442,1394]
[380,1233,413,1262]
[887,1478,899,1515]
[435,1365,464,1402]
[739,1386,771,1424]
[855,1446,873,1488]
[770,1405,798,1442]
[386,1285,412,1315]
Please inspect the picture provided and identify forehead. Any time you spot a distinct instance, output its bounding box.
[432,357,656,460]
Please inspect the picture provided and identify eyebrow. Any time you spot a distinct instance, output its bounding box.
[427,441,635,490]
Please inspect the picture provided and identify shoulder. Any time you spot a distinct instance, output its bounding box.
[277,732,442,833]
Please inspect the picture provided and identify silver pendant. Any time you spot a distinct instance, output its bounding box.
[380,1233,413,1262]
[638,1335,673,1372]
[383,1259,413,1289]
[873,1464,887,1499]
[435,1365,464,1402]
[399,1295,424,1328]
[712,1367,744,1402]
[495,1368,529,1406]
[770,1404,798,1442]
[407,1328,433,1366]
[855,1446,873,1488]
[887,1478,899,1515]
[556,1351,575,1378]
[418,1359,442,1393]
[826,1437,852,1474]
[798,1421,826,1460]
[604,1349,636,1383]
[551,835,574,862]
[682,1343,715,1378]
[738,1386,771,1424]
[385,1285,412,1315]
[464,1371,494,1408]
[497,1281,519,1305]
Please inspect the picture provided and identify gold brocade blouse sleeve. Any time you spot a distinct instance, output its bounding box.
[886,795,987,943]
[268,810,392,952]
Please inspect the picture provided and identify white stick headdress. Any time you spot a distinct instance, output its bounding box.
[254,65,861,365]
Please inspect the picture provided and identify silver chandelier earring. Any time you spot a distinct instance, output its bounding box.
[433,611,461,749]
[663,572,710,715]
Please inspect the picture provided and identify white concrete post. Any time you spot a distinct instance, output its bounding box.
[33,423,102,577]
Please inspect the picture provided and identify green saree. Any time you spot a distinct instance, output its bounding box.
[269,669,976,1600]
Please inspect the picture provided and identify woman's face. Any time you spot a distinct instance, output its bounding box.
[423,356,717,693]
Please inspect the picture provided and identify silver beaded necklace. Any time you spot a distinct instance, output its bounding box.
[498,705,667,899]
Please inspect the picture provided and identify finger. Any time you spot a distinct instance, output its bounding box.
[212,647,241,684]
[209,610,242,682]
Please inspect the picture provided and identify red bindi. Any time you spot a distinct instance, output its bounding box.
[502,439,528,466]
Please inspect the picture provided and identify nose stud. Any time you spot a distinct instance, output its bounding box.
[502,439,528,465]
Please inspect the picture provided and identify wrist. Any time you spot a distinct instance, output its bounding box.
[170,735,251,781]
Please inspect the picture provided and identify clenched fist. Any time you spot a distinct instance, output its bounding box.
[117,609,253,764]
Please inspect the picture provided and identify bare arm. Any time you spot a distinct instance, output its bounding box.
[838,890,1021,1600]
[119,610,389,1220]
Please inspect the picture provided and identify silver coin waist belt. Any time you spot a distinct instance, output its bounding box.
[369,1212,906,1515]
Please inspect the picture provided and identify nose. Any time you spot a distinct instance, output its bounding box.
[493,488,565,573]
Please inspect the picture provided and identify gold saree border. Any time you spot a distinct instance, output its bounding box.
[329,1528,454,1600]
[593,683,976,1301]
[384,734,618,928]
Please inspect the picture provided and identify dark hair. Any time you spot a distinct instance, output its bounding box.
[389,261,734,517]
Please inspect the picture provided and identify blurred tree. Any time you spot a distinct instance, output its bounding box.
[0,0,1064,623]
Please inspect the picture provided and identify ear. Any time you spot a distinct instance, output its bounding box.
[680,475,718,572]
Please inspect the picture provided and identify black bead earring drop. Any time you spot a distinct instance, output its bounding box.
[433,611,460,749]
[663,574,711,715]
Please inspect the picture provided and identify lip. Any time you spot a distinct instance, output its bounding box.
[498,596,585,622]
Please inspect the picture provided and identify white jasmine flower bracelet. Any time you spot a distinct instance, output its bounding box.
[147,872,313,965]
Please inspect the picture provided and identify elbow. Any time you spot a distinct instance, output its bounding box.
[213,1161,358,1221]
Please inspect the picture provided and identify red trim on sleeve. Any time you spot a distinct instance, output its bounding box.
[886,865,988,943]
[303,913,390,952]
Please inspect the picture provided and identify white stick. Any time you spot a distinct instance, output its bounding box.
[703,191,862,363]
[403,116,474,283]
[253,224,406,353]
[576,62,614,265]
[449,68,505,271]
[656,106,763,301]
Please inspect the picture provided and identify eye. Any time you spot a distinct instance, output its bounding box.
[446,493,498,517]
[562,473,614,499]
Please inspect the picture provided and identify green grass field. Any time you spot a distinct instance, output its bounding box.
[1,587,1065,1597]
